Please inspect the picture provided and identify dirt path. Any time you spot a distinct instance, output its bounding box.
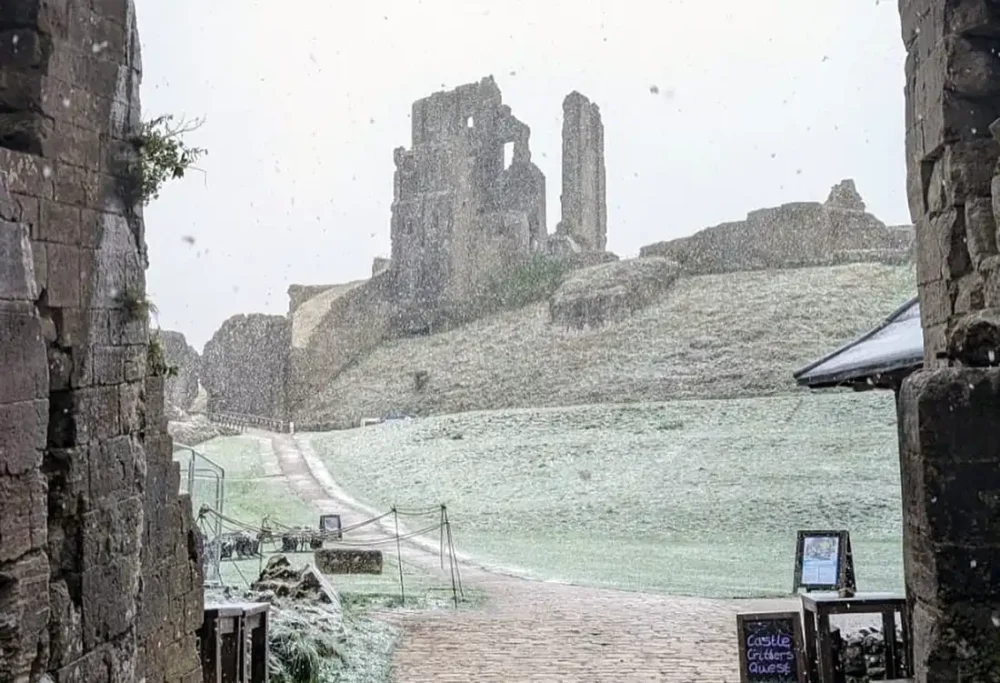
[258,430,851,683]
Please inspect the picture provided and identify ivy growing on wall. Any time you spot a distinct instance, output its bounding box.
[128,114,206,205]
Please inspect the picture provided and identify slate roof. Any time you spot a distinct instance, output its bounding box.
[793,296,923,389]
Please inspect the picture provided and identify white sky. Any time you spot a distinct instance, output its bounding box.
[136,0,907,349]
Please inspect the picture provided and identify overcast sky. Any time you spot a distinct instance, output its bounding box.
[136,0,907,350]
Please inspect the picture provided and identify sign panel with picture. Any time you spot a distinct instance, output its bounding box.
[792,529,855,593]
[319,514,343,540]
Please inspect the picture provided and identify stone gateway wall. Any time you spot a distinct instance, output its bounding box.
[897,1,1000,680]
[160,329,200,413]
[0,1,202,682]
[201,313,290,419]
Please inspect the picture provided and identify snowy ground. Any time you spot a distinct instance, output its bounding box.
[305,391,903,598]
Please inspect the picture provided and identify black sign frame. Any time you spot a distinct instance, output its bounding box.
[319,514,343,540]
[792,529,855,594]
[736,611,807,683]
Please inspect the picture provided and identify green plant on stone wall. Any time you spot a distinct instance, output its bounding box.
[147,334,178,378]
[114,285,158,322]
[128,114,206,205]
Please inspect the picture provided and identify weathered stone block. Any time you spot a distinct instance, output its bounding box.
[0,549,50,681]
[950,270,985,314]
[88,436,135,501]
[0,399,47,476]
[0,302,47,405]
[946,36,1000,97]
[965,195,998,263]
[45,242,82,307]
[919,278,951,328]
[73,385,122,444]
[81,556,139,649]
[314,548,384,574]
[0,470,47,562]
[48,578,84,670]
[39,200,82,245]
[0,218,37,301]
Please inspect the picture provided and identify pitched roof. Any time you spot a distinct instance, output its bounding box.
[792,296,923,389]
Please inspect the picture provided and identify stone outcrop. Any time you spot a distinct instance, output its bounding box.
[159,329,200,412]
[0,2,202,681]
[896,2,1000,679]
[639,181,914,275]
[201,313,289,420]
[549,257,679,329]
[557,92,607,252]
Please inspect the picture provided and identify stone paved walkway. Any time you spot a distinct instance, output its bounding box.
[258,430,868,682]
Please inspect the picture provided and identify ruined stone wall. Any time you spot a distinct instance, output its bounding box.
[160,330,200,414]
[390,77,547,331]
[639,183,914,274]
[897,2,1000,680]
[288,283,335,315]
[201,313,290,419]
[0,1,201,681]
[558,91,607,251]
[287,272,397,420]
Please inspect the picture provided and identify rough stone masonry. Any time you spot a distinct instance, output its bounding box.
[0,1,202,682]
[897,1,1000,681]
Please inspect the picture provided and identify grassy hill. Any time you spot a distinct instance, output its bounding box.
[305,390,903,598]
[300,262,915,427]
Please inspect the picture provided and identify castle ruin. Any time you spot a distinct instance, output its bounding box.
[390,77,609,331]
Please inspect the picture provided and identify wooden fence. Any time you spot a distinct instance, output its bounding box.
[206,411,288,434]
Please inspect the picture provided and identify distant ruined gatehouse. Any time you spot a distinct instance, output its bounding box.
[194,80,915,429]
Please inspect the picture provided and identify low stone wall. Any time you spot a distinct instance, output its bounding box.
[832,625,907,682]
[314,548,384,575]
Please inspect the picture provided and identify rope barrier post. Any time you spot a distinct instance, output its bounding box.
[393,506,405,605]
[443,505,464,600]
[442,505,459,608]
[439,504,446,570]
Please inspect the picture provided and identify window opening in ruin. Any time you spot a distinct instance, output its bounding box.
[503,141,514,170]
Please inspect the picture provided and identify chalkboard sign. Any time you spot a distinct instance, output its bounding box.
[736,611,807,683]
[792,529,856,594]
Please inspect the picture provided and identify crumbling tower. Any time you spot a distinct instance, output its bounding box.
[558,91,608,252]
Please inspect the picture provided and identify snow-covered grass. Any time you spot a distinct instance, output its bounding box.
[307,391,903,598]
[301,262,915,426]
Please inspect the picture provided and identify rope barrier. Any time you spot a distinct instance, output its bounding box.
[195,502,466,607]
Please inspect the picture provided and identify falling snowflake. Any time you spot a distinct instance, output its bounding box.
[42,165,52,179]
[649,85,660,95]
